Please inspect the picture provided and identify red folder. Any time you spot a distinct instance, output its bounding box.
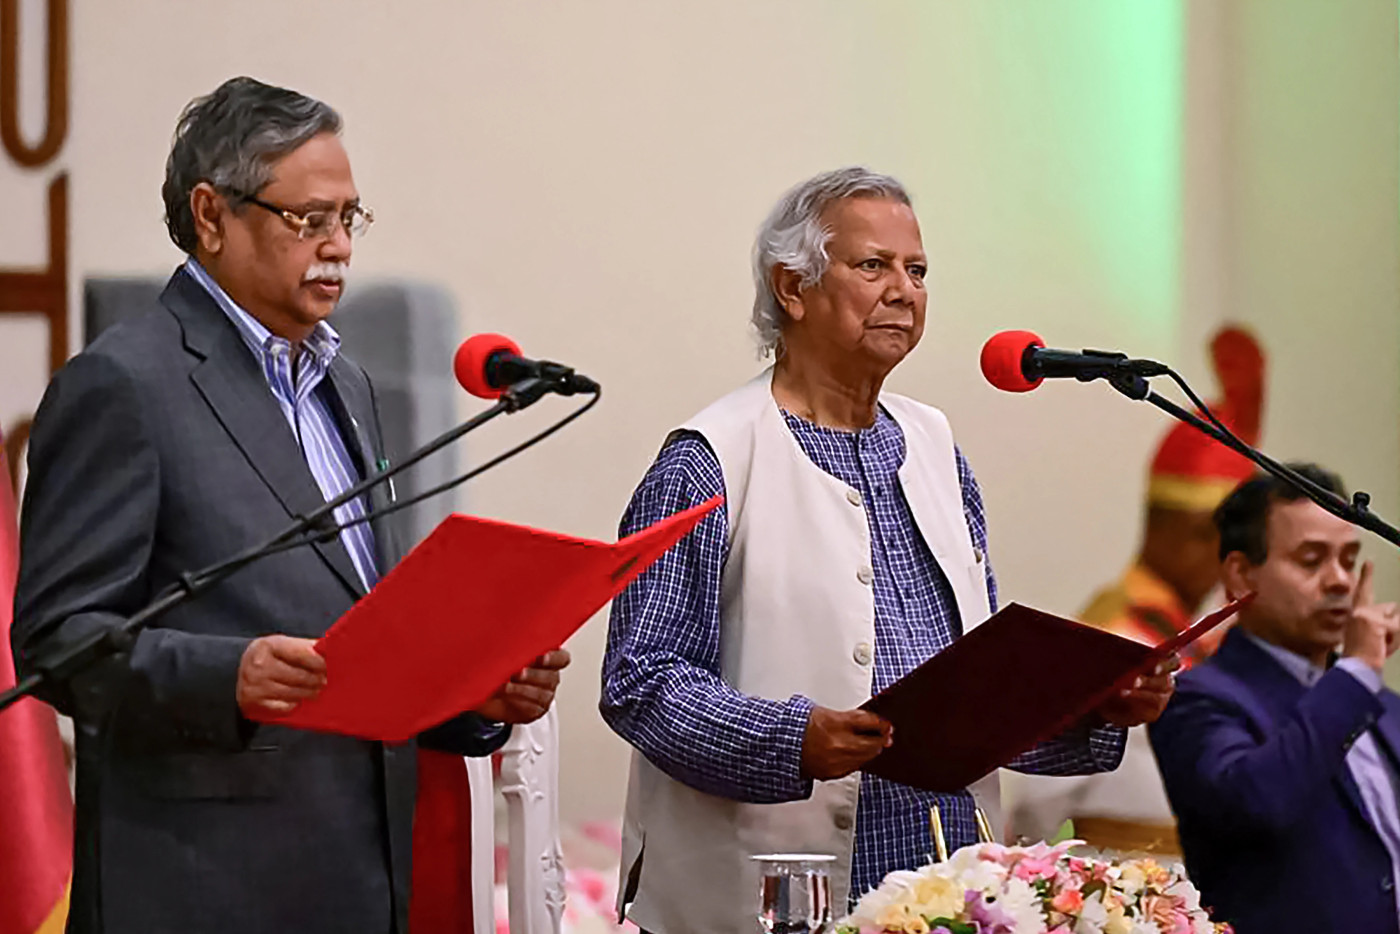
[859,595,1251,792]
[260,496,723,741]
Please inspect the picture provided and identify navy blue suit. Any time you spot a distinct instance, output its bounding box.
[1149,627,1400,934]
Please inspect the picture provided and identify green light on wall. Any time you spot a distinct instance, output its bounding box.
[903,1,1184,340]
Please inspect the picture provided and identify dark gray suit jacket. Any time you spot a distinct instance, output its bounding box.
[12,267,505,934]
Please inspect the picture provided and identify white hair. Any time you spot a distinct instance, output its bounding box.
[750,166,912,356]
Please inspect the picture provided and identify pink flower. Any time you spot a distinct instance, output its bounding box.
[1050,887,1085,914]
[1142,893,1192,934]
[1010,854,1060,882]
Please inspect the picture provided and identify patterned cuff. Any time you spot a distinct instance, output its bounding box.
[778,694,818,799]
[1337,657,1385,694]
[1087,722,1127,771]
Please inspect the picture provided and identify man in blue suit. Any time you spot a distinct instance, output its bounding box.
[1150,464,1400,934]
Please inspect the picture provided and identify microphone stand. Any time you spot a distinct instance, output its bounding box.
[0,376,579,713]
[1103,371,1400,550]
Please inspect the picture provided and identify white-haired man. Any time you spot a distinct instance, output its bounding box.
[600,167,1176,934]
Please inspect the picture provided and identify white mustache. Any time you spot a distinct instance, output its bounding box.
[303,262,349,283]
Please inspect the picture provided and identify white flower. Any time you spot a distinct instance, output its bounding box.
[906,875,967,920]
[846,873,918,927]
[1165,879,1202,912]
[1116,861,1159,902]
[1129,922,1159,934]
[999,877,1048,933]
[1074,890,1109,934]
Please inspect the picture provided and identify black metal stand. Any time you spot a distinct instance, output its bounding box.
[1105,371,1400,549]
[0,377,575,713]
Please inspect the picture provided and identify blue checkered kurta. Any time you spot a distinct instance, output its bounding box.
[601,406,1125,902]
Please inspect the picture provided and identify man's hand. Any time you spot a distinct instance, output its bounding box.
[236,635,327,716]
[473,649,571,724]
[799,706,893,781]
[1343,561,1400,673]
[1096,655,1180,727]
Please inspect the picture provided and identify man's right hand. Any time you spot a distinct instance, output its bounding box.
[236,635,328,716]
[799,706,893,781]
[1343,561,1400,673]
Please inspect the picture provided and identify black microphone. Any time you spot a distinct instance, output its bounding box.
[980,329,1169,393]
[454,333,600,398]
[978,330,1400,552]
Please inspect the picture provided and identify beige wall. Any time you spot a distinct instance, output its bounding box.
[1,0,1396,823]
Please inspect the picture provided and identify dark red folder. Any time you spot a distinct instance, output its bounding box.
[859,596,1251,792]
[259,496,723,741]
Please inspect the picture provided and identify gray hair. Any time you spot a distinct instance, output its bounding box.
[162,76,342,253]
[750,166,912,356]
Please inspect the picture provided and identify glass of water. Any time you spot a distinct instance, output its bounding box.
[752,853,835,934]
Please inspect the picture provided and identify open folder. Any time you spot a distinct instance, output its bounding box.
[860,595,1252,793]
[260,496,723,742]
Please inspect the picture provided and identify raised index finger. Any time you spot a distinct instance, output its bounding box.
[1355,560,1375,609]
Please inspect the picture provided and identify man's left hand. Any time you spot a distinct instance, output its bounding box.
[1095,656,1180,727]
[473,649,571,724]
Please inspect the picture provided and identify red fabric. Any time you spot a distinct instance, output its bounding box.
[0,435,73,934]
[410,749,475,934]
[1149,418,1257,484]
[1149,325,1266,484]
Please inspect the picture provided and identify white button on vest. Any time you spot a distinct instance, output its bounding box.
[846,488,863,507]
[852,642,873,666]
[856,565,873,585]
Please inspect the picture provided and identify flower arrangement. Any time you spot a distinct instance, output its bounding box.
[837,840,1231,934]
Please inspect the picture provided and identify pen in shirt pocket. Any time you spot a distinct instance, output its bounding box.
[375,458,397,502]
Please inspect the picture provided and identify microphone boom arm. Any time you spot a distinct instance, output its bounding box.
[1104,371,1400,550]
[0,378,597,713]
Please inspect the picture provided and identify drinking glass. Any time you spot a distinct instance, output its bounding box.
[752,853,835,934]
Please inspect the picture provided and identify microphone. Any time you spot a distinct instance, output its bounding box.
[972,329,1400,555]
[980,330,1169,393]
[453,333,599,399]
[1,333,606,713]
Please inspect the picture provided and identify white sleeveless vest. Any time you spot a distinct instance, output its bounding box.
[617,369,997,934]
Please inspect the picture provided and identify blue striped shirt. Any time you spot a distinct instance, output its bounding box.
[601,406,1125,902]
[184,259,379,591]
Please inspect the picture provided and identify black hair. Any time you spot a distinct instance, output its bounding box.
[1213,463,1347,564]
[162,77,341,253]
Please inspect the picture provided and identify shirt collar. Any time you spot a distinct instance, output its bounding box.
[183,258,341,366]
[1241,629,1327,686]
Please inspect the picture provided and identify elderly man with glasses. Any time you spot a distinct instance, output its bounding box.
[601,167,1176,934]
[12,76,568,934]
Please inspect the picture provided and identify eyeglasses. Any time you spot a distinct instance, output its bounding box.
[239,194,375,241]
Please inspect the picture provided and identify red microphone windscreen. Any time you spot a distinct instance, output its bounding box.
[454,333,523,399]
[980,330,1046,393]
